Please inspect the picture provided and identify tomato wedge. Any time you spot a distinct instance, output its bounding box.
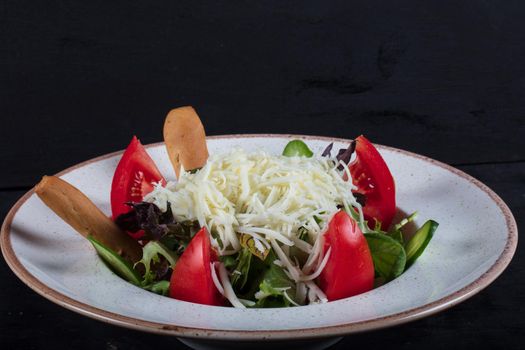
[169,227,224,306]
[350,135,396,230]
[319,211,374,301]
[111,136,166,239]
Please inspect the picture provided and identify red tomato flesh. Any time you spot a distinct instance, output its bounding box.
[350,135,396,230]
[110,136,165,238]
[319,211,374,301]
[169,227,224,306]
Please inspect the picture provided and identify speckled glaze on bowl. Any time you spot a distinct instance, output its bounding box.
[1,135,517,346]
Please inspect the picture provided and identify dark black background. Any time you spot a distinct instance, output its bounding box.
[1,1,524,349]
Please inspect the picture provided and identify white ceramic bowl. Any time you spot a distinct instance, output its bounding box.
[1,135,517,348]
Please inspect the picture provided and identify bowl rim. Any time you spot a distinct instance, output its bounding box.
[0,134,518,340]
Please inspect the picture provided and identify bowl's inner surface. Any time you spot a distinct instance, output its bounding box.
[7,136,511,331]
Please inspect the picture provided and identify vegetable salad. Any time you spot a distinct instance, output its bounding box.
[35,106,437,308]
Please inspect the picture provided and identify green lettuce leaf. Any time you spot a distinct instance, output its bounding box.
[230,248,253,290]
[253,258,299,307]
[135,241,178,285]
[233,250,300,308]
[282,140,314,157]
[364,232,406,281]
[142,280,170,296]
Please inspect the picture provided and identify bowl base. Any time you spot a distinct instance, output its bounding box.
[178,336,343,350]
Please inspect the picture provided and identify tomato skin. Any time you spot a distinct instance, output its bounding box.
[350,135,396,230]
[111,136,166,238]
[319,211,374,301]
[169,227,224,306]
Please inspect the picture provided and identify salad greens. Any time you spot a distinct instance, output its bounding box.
[95,138,437,307]
[116,201,199,253]
[239,250,299,308]
[88,235,142,286]
[364,233,406,281]
[322,140,356,170]
[362,213,438,282]
[142,280,170,296]
[135,241,178,285]
[229,248,253,290]
[282,140,314,157]
[221,247,299,307]
[116,202,199,243]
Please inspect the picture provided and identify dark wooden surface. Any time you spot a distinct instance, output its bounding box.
[1,1,524,349]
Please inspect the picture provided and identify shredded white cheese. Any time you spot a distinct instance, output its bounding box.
[300,247,332,282]
[210,262,224,296]
[217,262,245,308]
[144,148,362,306]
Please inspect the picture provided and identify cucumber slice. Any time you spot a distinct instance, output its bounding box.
[405,220,439,268]
[282,140,314,157]
[88,235,142,286]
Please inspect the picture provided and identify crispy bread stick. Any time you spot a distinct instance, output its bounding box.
[35,176,142,263]
[163,106,209,179]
